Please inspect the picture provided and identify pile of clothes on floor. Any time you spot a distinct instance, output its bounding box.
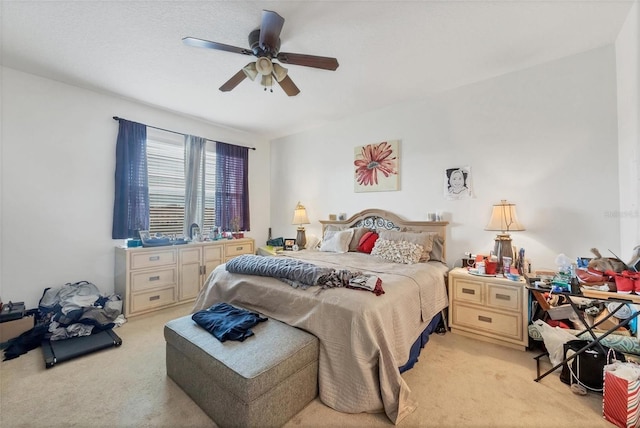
[1,281,125,360]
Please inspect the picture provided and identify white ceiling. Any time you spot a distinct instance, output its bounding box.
[1,1,634,140]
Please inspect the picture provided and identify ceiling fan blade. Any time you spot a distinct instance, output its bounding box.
[276,52,339,71]
[182,37,252,56]
[219,69,247,92]
[277,75,300,97]
[259,10,285,50]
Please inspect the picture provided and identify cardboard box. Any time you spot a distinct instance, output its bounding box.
[0,315,34,343]
[548,305,574,321]
[593,308,620,332]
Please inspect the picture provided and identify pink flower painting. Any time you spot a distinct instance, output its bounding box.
[354,140,399,192]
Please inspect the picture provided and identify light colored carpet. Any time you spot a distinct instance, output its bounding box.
[0,303,610,428]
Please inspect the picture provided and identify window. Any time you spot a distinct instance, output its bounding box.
[146,129,217,236]
[112,118,250,240]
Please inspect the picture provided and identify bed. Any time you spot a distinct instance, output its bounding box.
[192,209,450,424]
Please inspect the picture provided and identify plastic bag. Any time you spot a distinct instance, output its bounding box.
[605,360,640,382]
[533,319,577,367]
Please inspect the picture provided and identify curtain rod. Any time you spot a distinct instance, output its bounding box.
[112,116,256,151]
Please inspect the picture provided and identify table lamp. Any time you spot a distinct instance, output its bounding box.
[485,200,525,274]
[292,201,310,249]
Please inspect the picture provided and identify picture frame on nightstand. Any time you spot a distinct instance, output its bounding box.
[283,238,296,251]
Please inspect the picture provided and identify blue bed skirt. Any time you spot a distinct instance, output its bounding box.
[398,312,442,373]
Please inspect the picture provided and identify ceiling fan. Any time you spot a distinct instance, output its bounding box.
[182,9,339,96]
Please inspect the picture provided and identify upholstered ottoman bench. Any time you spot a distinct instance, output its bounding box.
[164,313,319,428]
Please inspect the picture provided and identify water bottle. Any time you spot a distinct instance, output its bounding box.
[477,262,485,275]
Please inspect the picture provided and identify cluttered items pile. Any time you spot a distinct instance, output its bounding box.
[1,281,125,361]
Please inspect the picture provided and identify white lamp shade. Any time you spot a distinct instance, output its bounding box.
[260,73,273,87]
[272,63,288,82]
[255,57,273,75]
[242,62,258,81]
[485,200,525,232]
[292,202,310,225]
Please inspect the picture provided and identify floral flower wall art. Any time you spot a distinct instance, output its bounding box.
[354,140,399,192]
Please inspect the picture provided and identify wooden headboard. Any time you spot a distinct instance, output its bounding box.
[319,208,448,259]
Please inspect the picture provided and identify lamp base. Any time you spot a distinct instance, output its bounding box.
[493,233,513,274]
[296,227,307,249]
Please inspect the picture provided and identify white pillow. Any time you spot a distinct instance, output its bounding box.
[305,234,320,250]
[320,229,354,253]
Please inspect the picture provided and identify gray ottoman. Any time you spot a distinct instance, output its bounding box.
[164,314,319,428]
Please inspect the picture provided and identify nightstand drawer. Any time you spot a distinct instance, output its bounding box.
[488,284,520,311]
[131,287,176,313]
[453,303,523,341]
[225,242,254,257]
[130,250,176,269]
[131,267,177,292]
[453,279,483,304]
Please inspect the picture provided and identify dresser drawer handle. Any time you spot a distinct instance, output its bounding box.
[462,288,475,295]
[149,276,160,281]
[236,247,243,251]
[496,293,511,301]
[149,256,160,261]
[478,315,492,323]
[149,295,160,301]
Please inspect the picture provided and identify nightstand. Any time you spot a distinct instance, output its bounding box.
[448,267,528,351]
[256,246,282,256]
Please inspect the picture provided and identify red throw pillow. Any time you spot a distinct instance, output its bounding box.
[358,231,378,254]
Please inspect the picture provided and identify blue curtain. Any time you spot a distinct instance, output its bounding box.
[215,142,250,232]
[112,119,149,239]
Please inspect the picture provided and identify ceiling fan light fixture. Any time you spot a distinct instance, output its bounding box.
[272,63,288,82]
[183,9,339,95]
[242,62,258,81]
[255,57,273,75]
[261,74,273,87]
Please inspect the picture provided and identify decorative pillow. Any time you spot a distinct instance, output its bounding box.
[371,239,424,264]
[377,230,433,262]
[325,225,369,252]
[357,231,378,254]
[320,229,354,253]
[429,233,444,262]
[348,227,369,252]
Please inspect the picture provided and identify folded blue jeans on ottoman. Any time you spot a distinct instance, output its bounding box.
[192,302,267,342]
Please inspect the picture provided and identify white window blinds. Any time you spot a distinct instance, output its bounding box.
[146,129,216,236]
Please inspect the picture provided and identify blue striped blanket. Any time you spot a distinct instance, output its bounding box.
[226,254,384,295]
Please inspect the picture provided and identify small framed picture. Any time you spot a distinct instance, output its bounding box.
[284,238,296,251]
[138,230,151,241]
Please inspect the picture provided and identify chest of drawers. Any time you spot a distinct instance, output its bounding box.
[115,238,254,317]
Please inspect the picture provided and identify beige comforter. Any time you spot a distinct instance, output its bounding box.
[192,250,449,424]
